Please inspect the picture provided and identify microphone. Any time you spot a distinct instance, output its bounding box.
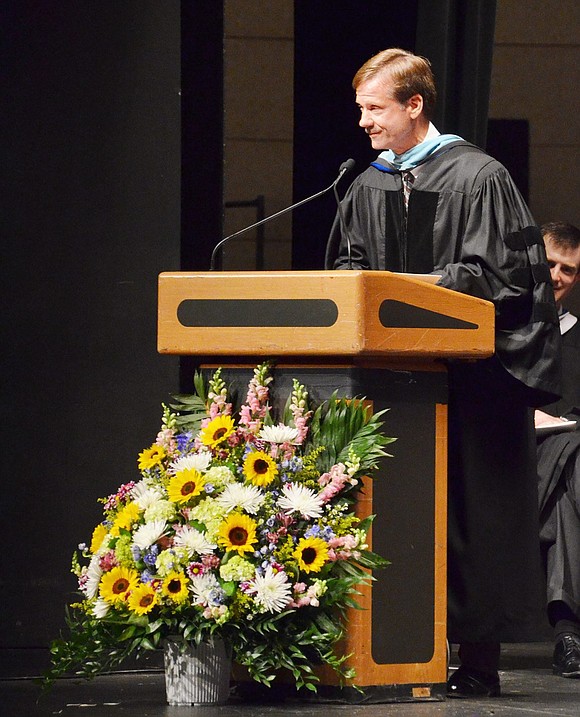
[210,158,356,270]
[333,159,356,270]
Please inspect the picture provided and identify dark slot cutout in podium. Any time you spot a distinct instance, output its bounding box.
[157,270,494,703]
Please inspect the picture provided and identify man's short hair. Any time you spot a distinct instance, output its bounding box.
[541,221,580,251]
[353,48,437,120]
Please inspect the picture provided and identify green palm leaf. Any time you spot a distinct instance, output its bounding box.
[307,393,396,474]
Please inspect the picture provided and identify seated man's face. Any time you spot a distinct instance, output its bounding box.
[544,236,580,306]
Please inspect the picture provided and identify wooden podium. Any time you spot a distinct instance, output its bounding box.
[157,270,494,703]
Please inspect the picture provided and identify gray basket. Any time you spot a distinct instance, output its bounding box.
[164,637,232,705]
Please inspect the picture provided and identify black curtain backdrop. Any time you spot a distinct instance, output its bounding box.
[181,1,224,272]
[487,119,529,203]
[292,0,497,270]
[292,2,418,270]
[180,1,224,392]
[1,1,187,677]
[416,0,497,148]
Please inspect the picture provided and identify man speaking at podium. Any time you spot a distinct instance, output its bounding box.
[326,48,562,697]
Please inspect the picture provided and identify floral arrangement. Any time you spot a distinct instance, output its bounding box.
[46,363,394,692]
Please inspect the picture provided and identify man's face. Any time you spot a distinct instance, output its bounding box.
[544,236,580,306]
[355,74,422,155]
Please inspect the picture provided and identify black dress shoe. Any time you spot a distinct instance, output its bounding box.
[553,634,580,678]
[447,665,501,698]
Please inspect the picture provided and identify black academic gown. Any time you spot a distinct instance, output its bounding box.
[326,141,562,642]
[537,318,580,620]
[541,319,580,419]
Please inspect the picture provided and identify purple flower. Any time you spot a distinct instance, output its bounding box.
[305,525,321,539]
[141,569,155,584]
[143,544,159,567]
[176,432,193,452]
[208,587,227,606]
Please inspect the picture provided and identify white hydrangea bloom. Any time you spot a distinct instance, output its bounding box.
[144,499,175,522]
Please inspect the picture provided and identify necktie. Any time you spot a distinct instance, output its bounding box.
[402,170,414,209]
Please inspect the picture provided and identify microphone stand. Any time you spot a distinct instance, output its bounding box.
[210,160,355,271]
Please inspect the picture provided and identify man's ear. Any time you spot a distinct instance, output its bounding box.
[407,94,424,119]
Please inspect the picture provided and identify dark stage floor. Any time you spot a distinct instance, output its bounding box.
[2,643,580,717]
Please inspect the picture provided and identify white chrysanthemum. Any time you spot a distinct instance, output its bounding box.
[216,483,265,514]
[92,598,110,619]
[258,423,299,444]
[132,520,168,550]
[189,572,220,606]
[170,451,212,474]
[83,555,103,599]
[131,481,165,511]
[277,483,324,519]
[249,566,292,613]
[173,525,216,556]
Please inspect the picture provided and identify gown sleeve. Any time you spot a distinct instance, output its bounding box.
[435,164,562,406]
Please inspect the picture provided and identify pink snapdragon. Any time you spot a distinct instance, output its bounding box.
[238,404,263,434]
[206,367,233,418]
[289,580,326,608]
[327,534,360,561]
[288,380,311,444]
[155,428,177,456]
[239,366,271,433]
[318,463,357,503]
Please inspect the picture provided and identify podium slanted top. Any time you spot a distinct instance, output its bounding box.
[157,270,494,362]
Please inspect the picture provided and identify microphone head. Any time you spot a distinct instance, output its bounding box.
[340,158,356,174]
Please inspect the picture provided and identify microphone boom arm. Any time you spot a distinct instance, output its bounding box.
[210,160,354,270]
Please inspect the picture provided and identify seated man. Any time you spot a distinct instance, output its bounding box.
[535,221,580,678]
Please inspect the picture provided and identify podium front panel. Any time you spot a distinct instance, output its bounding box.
[207,364,448,702]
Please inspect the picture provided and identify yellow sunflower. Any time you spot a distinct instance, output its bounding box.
[218,513,258,555]
[138,443,167,471]
[162,570,189,604]
[99,566,140,604]
[110,501,141,537]
[90,523,108,554]
[243,450,278,487]
[127,583,158,615]
[167,469,206,504]
[293,536,329,574]
[200,415,235,449]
